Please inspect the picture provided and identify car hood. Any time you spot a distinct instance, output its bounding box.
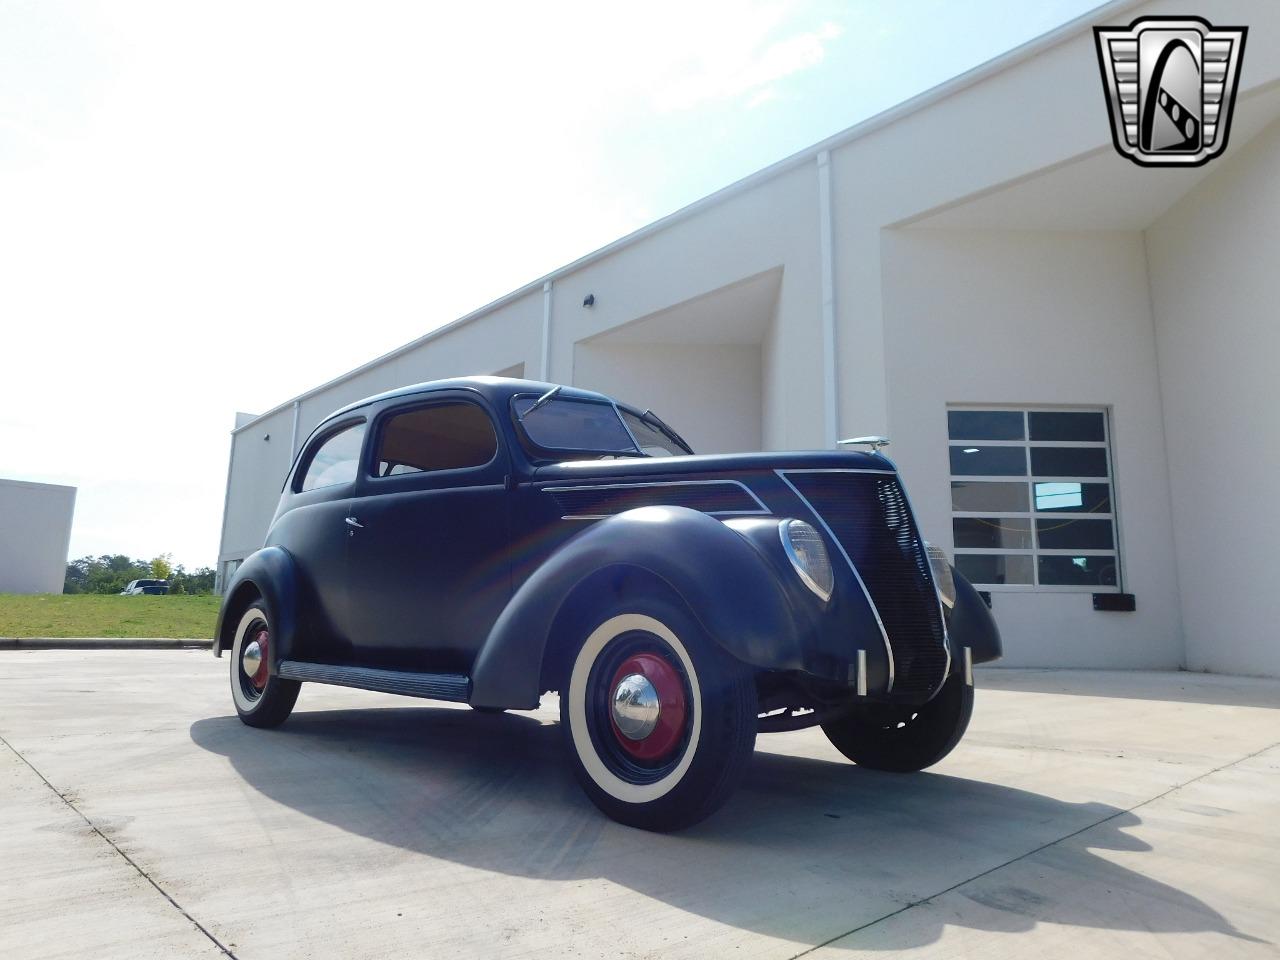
[533,449,894,482]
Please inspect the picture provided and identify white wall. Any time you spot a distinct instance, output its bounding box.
[549,163,825,451]
[219,406,296,563]
[881,229,1183,669]
[574,343,763,454]
[1147,119,1280,678]
[0,479,76,595]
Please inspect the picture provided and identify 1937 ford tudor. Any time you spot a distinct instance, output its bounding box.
[215,377,1001,830]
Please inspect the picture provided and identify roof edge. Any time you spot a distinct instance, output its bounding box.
[0,477,78,493]
[233,0,1141,436]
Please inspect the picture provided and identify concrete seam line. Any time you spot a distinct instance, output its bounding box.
[784,739,1280,960]
[0,733,240,960]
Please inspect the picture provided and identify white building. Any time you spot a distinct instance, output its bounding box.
[0,479,77,595]
[217,0,1280,678]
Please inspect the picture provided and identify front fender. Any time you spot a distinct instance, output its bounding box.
[945,569,1003,666]
[213,546,301,671]
[470,506,805,709]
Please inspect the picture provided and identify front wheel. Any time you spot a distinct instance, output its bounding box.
[821,673,973,772]
[230,603,300,728]
[560,600,757,831]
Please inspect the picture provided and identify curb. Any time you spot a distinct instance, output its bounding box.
[0,637,213,650]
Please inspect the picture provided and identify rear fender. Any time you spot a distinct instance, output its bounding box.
[213,546,301,671]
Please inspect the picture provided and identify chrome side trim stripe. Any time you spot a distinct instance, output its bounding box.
[964,646,974,687]
[856,649,868,697]
[544,479,771,518]
[775,469,896,693]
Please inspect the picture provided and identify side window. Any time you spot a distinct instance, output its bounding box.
[298,421,366,492]
[374,402,498,477]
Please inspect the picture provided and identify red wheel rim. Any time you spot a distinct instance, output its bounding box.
[608,652,687,762]
[249,628,269,691]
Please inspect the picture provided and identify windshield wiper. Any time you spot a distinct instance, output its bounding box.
[519,385,561,421]
[641,409,691,454]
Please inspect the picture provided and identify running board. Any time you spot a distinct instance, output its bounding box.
[277,660,470,702]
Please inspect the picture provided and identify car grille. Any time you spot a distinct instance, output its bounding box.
[784,471,948,697]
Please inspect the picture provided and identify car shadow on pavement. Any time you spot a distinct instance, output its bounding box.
[189,706,1264,952]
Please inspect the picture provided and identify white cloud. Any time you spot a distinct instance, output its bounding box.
[651,17,844,112]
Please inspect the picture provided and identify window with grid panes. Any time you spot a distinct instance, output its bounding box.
[947,407,1120,592]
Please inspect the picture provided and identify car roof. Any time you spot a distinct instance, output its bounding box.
[319,376,620,427]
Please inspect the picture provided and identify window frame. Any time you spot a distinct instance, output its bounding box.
[508,393,640,460]
[946,404,1123,594]
[363,396,502,485]
[292,417,368,494]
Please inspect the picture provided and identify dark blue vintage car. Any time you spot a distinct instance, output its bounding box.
[215,377,1000,830]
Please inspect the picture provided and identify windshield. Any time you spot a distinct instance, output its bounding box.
[618,409,687,457]
[514,396,637,454]
[512,396,692,458]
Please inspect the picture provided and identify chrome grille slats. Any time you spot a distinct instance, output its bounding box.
[784,470,948,698]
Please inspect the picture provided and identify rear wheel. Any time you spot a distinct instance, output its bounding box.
[230,603,300,728]
[821,673,972,772]
[560,599,757,831]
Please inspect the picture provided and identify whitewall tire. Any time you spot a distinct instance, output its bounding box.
[559,598,757,831]
[230,603,300,728]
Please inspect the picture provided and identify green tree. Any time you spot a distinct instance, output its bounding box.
[170,565,216,595]
[63,555,166,594]
[150,554,174,580]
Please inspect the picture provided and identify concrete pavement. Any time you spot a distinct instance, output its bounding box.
[1,651,1277,959]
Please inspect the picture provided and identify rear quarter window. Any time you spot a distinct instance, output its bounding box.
[297,421,367,492]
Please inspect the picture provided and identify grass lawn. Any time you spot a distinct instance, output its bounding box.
[0,594,220,639]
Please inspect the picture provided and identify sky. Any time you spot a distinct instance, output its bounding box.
[0,0,1104,570]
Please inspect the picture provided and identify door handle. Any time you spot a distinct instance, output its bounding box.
[344,516,364,529]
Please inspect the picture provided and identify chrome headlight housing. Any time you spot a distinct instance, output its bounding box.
[780,519,834,602]
[925,541,956,609]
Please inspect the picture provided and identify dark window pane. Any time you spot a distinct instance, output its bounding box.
[954,553,1033,586]
[299,422,366,492]
[948,410,1024,441]
[1030,446,1108,478]
[1038,555,1119,587]
[513,397,636,453]
[951,481,1029,513]
[950,446,1027,476]
[1029,411,1105,442]
[1037,518,1115,550]
[1034,482,1111,513]
[953,517,1032,550]
[375,402,498,475]
[619,410,689,457]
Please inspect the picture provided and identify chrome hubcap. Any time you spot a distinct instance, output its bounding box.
[242,640,263,680]
[611,673,660,740]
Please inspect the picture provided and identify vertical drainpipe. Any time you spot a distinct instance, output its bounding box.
[817,150,839,448]
[541,280,554,381]
[288,400,301,459]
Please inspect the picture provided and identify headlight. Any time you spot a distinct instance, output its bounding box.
[925,541,956,609]
[780,519,834,602]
